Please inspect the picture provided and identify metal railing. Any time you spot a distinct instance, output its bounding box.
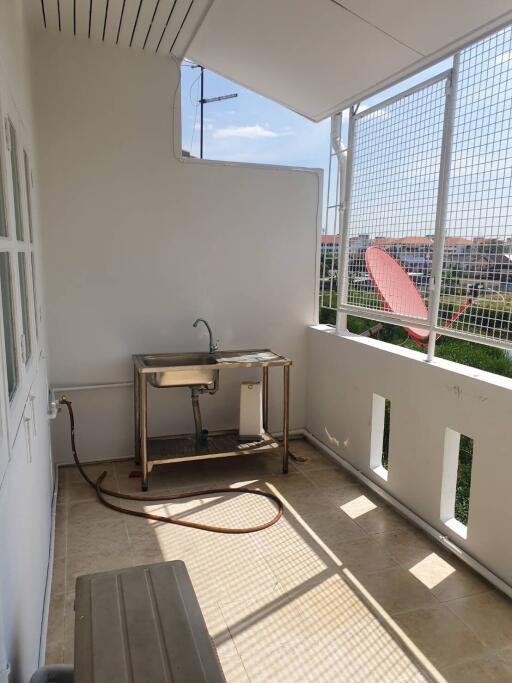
[322,25,512,357]
[319,116,342,314]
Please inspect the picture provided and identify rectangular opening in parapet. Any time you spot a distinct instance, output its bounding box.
[370,394,390,481]
[441,428,474,538]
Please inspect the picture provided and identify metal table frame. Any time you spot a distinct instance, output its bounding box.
[134,350,291,490]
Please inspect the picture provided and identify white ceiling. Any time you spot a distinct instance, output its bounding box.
[187,0,512,121]
[24,0,512,121]
[24,0,212,57]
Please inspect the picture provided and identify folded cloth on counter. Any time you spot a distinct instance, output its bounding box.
[215,351,279,364]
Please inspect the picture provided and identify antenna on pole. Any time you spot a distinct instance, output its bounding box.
[199,65,204,159]
[191,64,238,158]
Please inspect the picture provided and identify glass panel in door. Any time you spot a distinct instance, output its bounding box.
[17,251,32,364]
[0,252,18,398]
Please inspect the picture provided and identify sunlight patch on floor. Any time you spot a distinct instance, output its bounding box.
[409,552,457,590]
[340,494,378,519]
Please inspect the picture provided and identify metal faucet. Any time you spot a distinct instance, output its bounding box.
[193,318,219,353]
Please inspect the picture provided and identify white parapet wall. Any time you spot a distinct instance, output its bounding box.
[306,324,512,588]
[30,33,321,463]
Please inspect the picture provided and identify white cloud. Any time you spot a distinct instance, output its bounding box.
[358,103,388,119]
[496,51,512,65]
[194,122,214,131]
[212,125,284,139]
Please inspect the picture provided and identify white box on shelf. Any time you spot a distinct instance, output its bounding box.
[239,381,263,441]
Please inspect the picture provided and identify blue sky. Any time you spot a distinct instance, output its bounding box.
[180,27,512,241]
[180,57,452,233]
[180,56,451,169]
[180,60,332,219]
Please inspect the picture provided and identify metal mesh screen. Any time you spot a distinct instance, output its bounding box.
[343,76,448,323]
[320,126,341,315]
[440,26,512,344]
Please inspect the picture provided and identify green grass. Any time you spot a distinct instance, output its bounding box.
[455,436,473,526]
[320,303,512,376]
[435,336,512,377]
[382,399,390,470]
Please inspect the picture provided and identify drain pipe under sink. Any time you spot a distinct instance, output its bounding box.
[190,388,205,442]
[189,370,220,443]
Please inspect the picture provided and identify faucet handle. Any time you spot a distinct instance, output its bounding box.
[212,340,220,352]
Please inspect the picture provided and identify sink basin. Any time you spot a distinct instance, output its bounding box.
[142,353,218,388]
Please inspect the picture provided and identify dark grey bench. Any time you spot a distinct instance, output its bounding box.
[74,560,226,683]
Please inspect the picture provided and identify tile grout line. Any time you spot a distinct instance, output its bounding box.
[214,598,252,682]
[46,473,69,663]
[112,460,137,568]
[441,591,507,654]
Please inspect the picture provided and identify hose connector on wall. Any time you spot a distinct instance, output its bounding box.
[47,388,61,420]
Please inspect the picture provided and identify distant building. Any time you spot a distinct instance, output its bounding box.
[372,236,433,272]
[444,237,472,254]
[320,234,339,256]
[349,234,371,253]
[323,232,512,283]
[373,236,433,248]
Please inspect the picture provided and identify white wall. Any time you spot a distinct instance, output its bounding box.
[30,34,321,463]
[0,363,52,683]
[0,1,35,129]
[0,3,53,681]
[307,326,512,587]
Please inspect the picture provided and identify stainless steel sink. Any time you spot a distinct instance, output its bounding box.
[133,345,292,489]
[142,352,219,388]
